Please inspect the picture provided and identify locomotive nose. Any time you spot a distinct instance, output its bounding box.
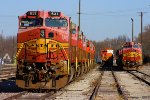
[40,28,55,39]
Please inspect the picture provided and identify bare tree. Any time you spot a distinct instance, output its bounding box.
[0,34,17,63]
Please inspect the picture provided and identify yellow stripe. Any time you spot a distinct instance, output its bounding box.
[123,52,142,57]
[88,59,89,67]
[67,59,70,74]
[76,57,78,71]
[17,38,69,57]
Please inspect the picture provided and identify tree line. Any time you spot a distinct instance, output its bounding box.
[0,24,150,63]
[0,34,17,60]
[93,24,150,63]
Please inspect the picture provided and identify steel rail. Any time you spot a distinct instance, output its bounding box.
[127,71,150,86]
[111,68,128,100]
[39,91,57,100]
[3,91,27,100]
[89,71,104,100]
[136,70,150,77]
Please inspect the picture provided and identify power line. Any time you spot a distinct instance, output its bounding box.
[137,12,146,45]
[0,7,149,17]
[80,7,150,15]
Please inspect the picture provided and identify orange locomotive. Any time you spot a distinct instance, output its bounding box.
[100,48,114,66]
[16,11,95,90]
[116,42,142,70]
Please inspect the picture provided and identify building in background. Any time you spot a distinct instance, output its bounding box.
[2,53,12,64]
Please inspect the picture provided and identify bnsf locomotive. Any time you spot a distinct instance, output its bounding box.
[16,11,95,90]
[116,42,142,70]
[100,48,114,66]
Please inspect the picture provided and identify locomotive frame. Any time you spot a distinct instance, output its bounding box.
[16,11,95,90]
[116,42,143,70]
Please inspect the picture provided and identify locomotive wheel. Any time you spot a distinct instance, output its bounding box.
[68,67,75,83]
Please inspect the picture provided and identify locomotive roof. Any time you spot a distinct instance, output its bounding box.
[19,11,69,19]
[101,48,113,51]
[122,42,141,47]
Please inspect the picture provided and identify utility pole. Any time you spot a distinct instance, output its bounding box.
[78,0,81,31]
[138,12,146,44]
[131,18,134,42]
[13,36,14,57]
[140,12,143,45]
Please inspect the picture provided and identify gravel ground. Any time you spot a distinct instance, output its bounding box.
[47,66,101,100]
[0,66,16,81]
[116,71,150,100]
[0,65,149,100]
[131,71,150,83]
[139,65,150,76]
[18,93,46,99]
[0,93,20,100]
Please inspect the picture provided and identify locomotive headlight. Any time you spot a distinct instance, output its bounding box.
[48,32,54,38]
[26,66,32,71]
[40,29,45,38]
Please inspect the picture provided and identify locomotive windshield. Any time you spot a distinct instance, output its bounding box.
[133,44,141,48]
[20,18,43,27]
[123,45,132,48]
[45,18,68,27]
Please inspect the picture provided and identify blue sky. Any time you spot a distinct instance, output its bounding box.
[0,0,150,41]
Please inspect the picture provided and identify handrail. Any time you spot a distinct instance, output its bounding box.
[16,43,24,58]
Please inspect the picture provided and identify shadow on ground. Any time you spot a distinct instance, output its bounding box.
[0,79,23,93]
[98,64,124,71]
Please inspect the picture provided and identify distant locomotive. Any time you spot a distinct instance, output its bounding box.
[16,11,95,90]
[100,48,114,66]
[116,42,142,70]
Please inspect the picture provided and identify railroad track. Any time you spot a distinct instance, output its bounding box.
[46,66,101,100]
[0,66,101,100]
[136,70,150,77]
[90,66,150,100]
[111,69,128,100]
[90,67,128,100]
[127,70,150,86]
[115,70,150,99]
[3,91,27,100]
[3,90,56,100]
[0,66,16,81]
[1,66,149,100]
[89,71,104,100]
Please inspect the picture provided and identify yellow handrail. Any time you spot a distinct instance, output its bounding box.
[57,42,69,74]
[57,42,68,59]
[16,43,24,58]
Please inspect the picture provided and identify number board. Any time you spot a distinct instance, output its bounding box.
[49,12,60,16]
[26,11,38,16]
